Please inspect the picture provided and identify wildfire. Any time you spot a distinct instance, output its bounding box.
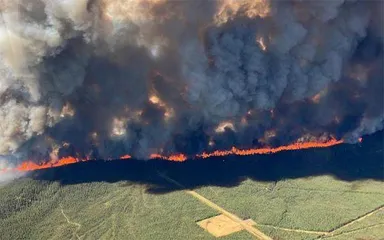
[215,0,271,24]
[311,89,328,104]
[149,95,161,104]
[198,138,343,158]
[60,102,75,118]
[103,0,169,22]
[2,137,345,173]
[215,121,235,133]
[120,154,132,159]
[311,93,322,103]
[111,117,128,137]
[148,94,174,120]
[256,37,267,51]
[15,157,78,172]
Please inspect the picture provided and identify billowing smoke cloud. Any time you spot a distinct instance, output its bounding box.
[0,0,382,164]
[0,156,24,182]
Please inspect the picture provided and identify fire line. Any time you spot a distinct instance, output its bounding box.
[2,138,344,173]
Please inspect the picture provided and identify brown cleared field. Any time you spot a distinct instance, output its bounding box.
[197,214,256,237]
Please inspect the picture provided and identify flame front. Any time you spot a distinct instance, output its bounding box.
[3,137,344,173]
[15,157,79,172]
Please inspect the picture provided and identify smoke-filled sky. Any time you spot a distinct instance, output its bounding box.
[0,0,382,163]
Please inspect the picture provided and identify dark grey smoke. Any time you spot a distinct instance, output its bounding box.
[0,0,382,164]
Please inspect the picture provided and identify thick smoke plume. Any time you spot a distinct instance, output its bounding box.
[0,156,24,182]
[0,0,382,164]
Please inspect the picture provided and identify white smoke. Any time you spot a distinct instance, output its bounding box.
[0,156,24,183]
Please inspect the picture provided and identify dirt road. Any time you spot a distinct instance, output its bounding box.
[157,172,272,240]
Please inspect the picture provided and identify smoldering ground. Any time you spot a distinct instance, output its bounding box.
[0,0,382,165]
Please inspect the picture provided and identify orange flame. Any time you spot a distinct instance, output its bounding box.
[3,138,344,173]
[197,138,343,158]
[16,157,78,172]
[120,154,132,160]
[311,93,322,103]
[149,153,187,162]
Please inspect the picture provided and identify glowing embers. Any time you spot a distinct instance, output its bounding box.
[111,117,128,137]
[256,36,267,51]
[311,93,321,103]
[215,121,235,133]
[148,94,174,121]
[215,0,271,24]
[60,102,75,118]
[310,89,328,104]
[120,154,132,159]
[149,95,161,104]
